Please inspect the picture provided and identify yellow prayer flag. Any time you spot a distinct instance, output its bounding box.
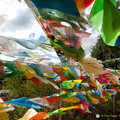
[0,106,9,120]
[62,96,80,103]
[60,106,79,111]
[87,94,99,105]
[16,62,37,79]
[73,80,82,83]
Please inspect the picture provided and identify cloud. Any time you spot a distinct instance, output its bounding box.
[83,30,99,54]
[0,14,8,26]
[0,0,45,39]
[1,8,35,32]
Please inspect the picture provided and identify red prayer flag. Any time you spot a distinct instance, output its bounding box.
[30,77,42,86]
[45,96,62,103]
[39,19,53,38]
[74,101,90,113]
[75,0,94,10]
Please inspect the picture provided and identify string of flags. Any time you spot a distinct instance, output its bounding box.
[0,0,120,119]
[102,58,120,63]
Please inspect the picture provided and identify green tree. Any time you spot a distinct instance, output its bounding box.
[91,36,120,61]
[4,75,59,99]
[91,36,120,69]
[3,74,59,120]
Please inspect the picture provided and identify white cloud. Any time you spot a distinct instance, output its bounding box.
[83,28,99,54]
[0,0,45,39]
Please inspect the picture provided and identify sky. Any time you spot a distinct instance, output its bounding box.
[0,0,99,55]
[0,0,45,39]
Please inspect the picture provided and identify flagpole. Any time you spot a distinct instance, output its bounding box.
[59,83,62,120]
[113,59,118,120]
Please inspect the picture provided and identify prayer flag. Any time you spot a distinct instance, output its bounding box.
[115,36,120,46]
[20,108,37,120]
[48,109,66,116]
[89,0,120,46]
[49,24,91,49]
[60,106,79,111]
[29,112,49,120]
[38,9,89,29]
[6,97,42,109]
[45,96,62,103]
[101,0,120,46]
[30,97,53,108]
[75,0,94,10]
[62,96,80,103]
[30,0,80,16]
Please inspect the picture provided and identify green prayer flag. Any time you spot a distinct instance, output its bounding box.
[4,62,16,71]
[89,0,120,46]
[59,92,74,98]
[89,0,115,31]
[64,71,75,80]
[62,80,73,89]
[50,39,85,61]
[2,70,26,78]
[104,93,112,99]
[38,9,88,29]
[101,0,120,46]
[2,62,26,78]
[89,0,104,31]
[47,109,66,116]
